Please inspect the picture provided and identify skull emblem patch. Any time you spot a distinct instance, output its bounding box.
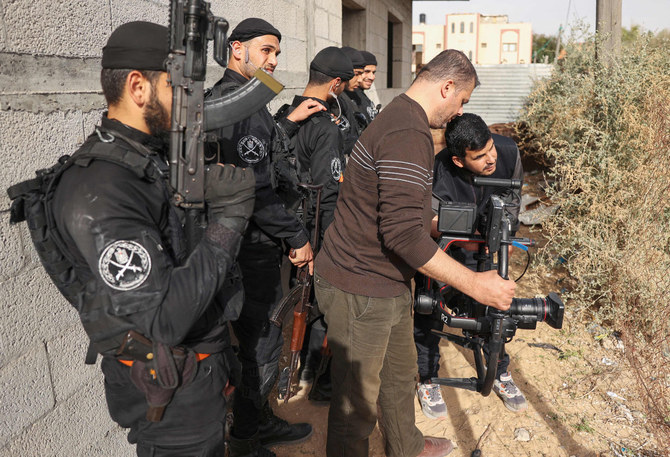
[237,135,266,164]
[98,240,151,291]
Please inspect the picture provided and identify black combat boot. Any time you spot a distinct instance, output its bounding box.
[228,432,276,457]
[258,402,313,446]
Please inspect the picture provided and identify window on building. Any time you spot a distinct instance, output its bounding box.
[387,13,402,88]
[451,23,455,33]
[436,43,441,49]
[502,43,518,52]
[342,3,366,50]
[470,22,473,33]
[460,22,464,33]
[468,50,472,60]
[481,42,487,48]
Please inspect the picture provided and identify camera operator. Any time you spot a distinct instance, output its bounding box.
[314,50,515,457]
[415,113,526,417]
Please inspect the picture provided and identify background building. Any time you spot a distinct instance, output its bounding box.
[412,12,532,72]
[412,11,546,125]
[0,1,412,455]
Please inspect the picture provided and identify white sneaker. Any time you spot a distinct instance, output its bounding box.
[416,383,448,420]
[493,372,528,412]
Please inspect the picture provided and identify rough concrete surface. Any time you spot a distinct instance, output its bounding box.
[1,0,111,56]
[46,324,99,403]
[0,267,79,368]
[0,110,87,199]
[0,214,26,282]
[0,344,54,444]
[110,0,168,29]
[1,378,132,457]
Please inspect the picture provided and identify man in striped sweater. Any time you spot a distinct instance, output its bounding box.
[313,50,516,457]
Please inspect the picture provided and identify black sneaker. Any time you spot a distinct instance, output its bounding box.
[228,432,276,457]
[258,403,313,446]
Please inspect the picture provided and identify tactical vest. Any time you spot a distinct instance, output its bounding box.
[7,128,179,360]
[272,104,311,213]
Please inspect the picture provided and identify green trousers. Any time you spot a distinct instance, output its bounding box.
[314,273,424,457]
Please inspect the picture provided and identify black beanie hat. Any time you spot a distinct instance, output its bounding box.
[360,50,378,66]
[102,21,169,71]
[229,18,282,43]
[341,46,365,69]
[310,47,354,81]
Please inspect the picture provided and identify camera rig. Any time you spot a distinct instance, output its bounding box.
[414,176,564,396]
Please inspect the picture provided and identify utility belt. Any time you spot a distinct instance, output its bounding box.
[117,352,211,367]
[114,330,209,422]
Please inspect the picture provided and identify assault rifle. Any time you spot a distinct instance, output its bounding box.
[414,177,564,396]
[270,183,323,402]
[167,0,283,213]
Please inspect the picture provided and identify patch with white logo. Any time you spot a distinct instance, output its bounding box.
[98,240,152,291]
[336,115,350,133]
[331,158,343,181]
[237,135,266,164]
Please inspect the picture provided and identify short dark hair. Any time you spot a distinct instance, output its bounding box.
[307,69,338,87]
[445,113,491,159]
[100,69,162,106]
[415,49,480,89]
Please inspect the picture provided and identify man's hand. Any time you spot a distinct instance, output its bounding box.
[289,242,314,274]
[205,164,255,235]
[418,249,515,311]
[468,270,515,311]
[286,99,326,123]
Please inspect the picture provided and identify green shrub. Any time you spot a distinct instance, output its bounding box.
[518,31,670,450]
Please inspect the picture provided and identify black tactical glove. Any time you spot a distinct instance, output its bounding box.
[205,165,256,235]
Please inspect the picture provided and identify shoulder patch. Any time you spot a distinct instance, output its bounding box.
[237,135,266,164]
[337,115,351,133]
[367,104,378,120]
[99,240,152,291]
[331,157,343,182]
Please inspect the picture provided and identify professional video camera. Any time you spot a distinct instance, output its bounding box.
[414,176,564,396]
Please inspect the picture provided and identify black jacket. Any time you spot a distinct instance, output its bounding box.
[433,133,523,223]
[349,88,378,129]
[284,95,345,243]
[52,116,238,354]
[433,133,523,268]
[206,69,309,249]
[336,91,361,156]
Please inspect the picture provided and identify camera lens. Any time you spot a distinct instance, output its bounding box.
[509,293,564,329]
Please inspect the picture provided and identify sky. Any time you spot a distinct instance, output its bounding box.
[412,0,670,36]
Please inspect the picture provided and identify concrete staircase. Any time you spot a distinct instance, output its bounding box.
[465,64,553,125]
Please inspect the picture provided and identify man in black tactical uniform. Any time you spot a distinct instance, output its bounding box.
[49,22,255,456]
[338,47,365,156]
[349,50,379,129]
[414,113,527,419]
[276,47,354,400]
[205,18,320,457]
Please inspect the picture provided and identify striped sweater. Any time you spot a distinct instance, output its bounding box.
[315,94,439,297]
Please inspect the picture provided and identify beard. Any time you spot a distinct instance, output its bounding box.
[143,89,170,140]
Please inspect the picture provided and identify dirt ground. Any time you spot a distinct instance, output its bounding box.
[269,257,661,457]
[267,223,663,456]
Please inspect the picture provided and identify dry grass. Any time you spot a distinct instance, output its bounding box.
[517,32,670,452]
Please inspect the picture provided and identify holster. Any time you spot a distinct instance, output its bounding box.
[118,332,198,422]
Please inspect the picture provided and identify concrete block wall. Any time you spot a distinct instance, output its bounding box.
[0,0,411,455]
[341,0,411,107]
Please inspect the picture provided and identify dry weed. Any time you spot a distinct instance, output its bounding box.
[518,32,670,452]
